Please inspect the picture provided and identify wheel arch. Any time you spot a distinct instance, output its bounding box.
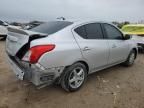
[65,60,90,74]
[75,61,89,73]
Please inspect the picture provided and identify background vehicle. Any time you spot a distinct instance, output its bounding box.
[131,35,144,53]
[122,24,144,36]
[6,21,137,92]
[0,20,22,40]
[0,20,8,40]
[122,24,144,52]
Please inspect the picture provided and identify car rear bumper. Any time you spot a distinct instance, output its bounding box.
[7,54,65,86]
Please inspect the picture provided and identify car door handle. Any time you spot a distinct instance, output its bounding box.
[112,44,117,48]
[83,47,91,51]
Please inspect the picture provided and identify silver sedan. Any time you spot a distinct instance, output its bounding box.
[6,20,138,92]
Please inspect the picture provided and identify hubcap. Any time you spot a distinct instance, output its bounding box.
[69,67,85,89]
[129,53,135,64]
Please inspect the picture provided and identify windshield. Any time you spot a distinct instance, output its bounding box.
[30,21,73,34]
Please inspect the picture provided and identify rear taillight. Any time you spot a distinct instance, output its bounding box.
[22,45,55,64]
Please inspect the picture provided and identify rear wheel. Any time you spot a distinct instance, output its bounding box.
[60,63,87,92]
[123,50,136,66]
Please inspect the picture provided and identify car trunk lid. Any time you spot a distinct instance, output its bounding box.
[6,27,47,57]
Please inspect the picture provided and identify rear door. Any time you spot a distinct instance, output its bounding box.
[73,23,109,73]
[102,23,129,65]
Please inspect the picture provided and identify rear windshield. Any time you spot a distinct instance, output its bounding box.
[30,21,73,34]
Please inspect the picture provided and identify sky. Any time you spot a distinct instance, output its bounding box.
[0,0,143,22]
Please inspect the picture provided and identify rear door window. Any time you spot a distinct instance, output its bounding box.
[85,23,103,39]
[74,26,87,39]
[74,23,104,39]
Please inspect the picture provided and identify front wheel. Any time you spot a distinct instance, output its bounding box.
[60,63,87,92]
[123,50,136,66]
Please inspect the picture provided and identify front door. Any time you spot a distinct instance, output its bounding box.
[102,23,129,64]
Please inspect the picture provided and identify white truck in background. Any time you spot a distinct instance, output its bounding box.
[0,20,8,40]
[0,20,21,40]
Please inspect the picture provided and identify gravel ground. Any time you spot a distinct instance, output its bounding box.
[0,41,144,108]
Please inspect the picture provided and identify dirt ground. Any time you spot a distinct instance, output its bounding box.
[0,41,144,108]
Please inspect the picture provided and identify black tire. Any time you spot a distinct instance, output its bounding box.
[123,50,136,66]
[60,62,88,92]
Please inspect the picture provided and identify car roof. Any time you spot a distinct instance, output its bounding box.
[66,20,116,29]
[56,19,111,24]
[73,20,109,24]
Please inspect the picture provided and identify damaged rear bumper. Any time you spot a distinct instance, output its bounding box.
[7,54,64,86]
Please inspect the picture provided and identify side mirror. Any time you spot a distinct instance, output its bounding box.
[124,34,131,40]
